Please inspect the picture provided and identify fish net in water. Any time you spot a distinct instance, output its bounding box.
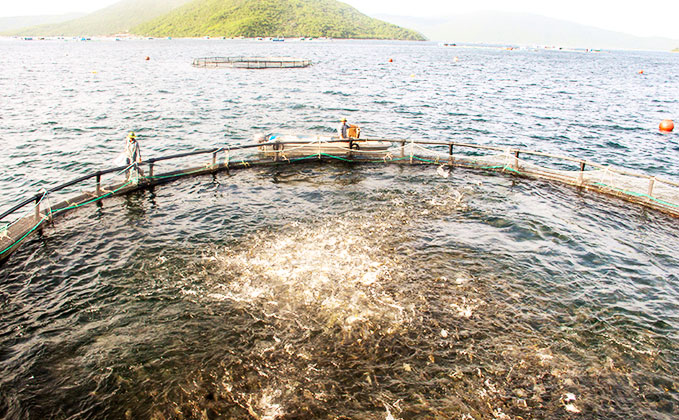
[400,142,679,216]
[192,56,312,69]
[2,138,678,266]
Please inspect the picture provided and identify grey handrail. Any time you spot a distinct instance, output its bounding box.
[2,138,679,224]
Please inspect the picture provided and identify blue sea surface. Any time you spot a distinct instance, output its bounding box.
[1,39,678,207]
[0,39,678,419]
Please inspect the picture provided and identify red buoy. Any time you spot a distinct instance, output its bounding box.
[388,58,393,63]
[145,56,150,61]
[638,70,644,74]
[659,119,674,132]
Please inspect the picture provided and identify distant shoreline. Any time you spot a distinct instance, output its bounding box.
[5,36,679,53]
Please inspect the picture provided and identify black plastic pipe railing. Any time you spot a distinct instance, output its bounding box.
[0,144,256,223]
[2,138,679,225]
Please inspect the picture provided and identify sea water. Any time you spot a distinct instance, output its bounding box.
[0,39,678,419]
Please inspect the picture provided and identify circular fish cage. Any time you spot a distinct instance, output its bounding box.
[192,56,312,69]
[3,137,679,267]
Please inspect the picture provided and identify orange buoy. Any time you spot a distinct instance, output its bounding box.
[659,119,674,132]
[638,70,644,74]
[388,58,393,63]
[145,56,150,61]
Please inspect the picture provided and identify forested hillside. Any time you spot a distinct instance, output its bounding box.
[133,0,425,40]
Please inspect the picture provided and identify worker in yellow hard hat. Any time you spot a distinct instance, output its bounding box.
[124,131,143,180]
[125,132,141,163]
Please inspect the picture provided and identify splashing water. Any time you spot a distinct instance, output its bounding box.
[1,166,678,419]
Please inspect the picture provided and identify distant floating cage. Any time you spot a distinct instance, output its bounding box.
[192,56,312,69]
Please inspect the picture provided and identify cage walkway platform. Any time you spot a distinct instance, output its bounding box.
[192,56,312,69]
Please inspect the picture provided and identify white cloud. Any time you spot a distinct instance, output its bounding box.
[0,0,118,17]
[341,0,679,39]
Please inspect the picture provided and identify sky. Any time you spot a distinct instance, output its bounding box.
[2,0,679,40]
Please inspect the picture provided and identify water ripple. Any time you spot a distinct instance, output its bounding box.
[1,40,679,418]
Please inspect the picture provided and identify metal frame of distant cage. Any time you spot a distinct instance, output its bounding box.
[1,138,678,266]
[192,56,313,69]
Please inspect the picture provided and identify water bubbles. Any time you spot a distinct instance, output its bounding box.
[564,403,581,414]
[561,393,581,413]
[436,164,450,178]
[563,392,577,402]
[192,215,416,339]
[384,402,401,420]
[250,390,284,420]
[450,296,479,318]
[455,276,471,285]
[7,166,678,418]
[536,349,555,365]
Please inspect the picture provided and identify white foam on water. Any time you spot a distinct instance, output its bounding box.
[199,215,418,334]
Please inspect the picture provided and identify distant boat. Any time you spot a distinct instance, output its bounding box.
[272,37,285,42]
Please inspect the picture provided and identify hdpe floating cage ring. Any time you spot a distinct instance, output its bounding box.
[192,56,312,69]
[3,139,679,266]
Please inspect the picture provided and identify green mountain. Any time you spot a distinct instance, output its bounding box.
[133,0,425,40]
[9,0,191,36]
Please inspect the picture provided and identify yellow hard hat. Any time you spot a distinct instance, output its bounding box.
[128,131,136,138]
[341,118,347,122]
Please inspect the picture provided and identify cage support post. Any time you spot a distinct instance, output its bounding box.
[578,161,586,186]
[34,195,41,223]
